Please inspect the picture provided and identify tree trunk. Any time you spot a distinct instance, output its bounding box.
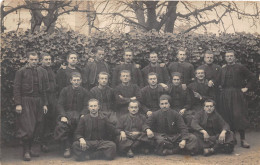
[132,1,145,27]
[164,1,178,33]
[144,1,159,31]
[26,0,43,32]
[42,1,57,33]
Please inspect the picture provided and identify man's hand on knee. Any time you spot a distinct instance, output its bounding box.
[79,138,88,151]
[61,117,68,124]
[16,105,22,114]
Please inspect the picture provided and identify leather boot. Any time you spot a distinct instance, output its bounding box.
[23,139,31,161]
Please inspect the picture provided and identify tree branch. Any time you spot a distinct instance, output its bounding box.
[183,9,228,33]
[178,2,222,18]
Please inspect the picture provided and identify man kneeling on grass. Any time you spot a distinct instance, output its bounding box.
[72,99,120,161]
[117,100,154,158]
[191,99,235,156]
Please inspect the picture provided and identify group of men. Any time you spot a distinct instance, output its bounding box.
[13,47,256,161]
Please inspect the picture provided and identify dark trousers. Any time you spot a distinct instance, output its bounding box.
[153,133,199,155]
[54,112,80,148]
[117,133,154,154]
[194,131,235,154]
[16,96,43,139]
[72,140,116,160]
[40,93,57,145]
[16,96,44,153]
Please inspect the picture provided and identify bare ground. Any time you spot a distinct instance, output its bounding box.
[1,131,260,165]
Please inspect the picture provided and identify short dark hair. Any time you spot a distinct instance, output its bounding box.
[120,70,131,76]
[195,68,205,74]
[67,51,78,60]
[225,50,235,56]
[171,72,182,79]
[70,72,81,79]
[98,71,110,79]
[204,99,216,106]
[148,72,157,79]
[27,51,38,58]
[128,100,140,107]
[88,98,100,106]
[40,52,51,60]
[159,94,171,102]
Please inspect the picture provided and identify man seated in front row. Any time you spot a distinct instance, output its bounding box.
[72,99,120,161]
[54,72,92,158]
[117,100,153,158]
[143,95,199,156]
[191,99,235,156]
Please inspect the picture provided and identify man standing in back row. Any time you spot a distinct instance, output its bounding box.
[198,51,221,101]
[112,48,144,88]
[218,50,256,148]
[14,51,48,161]
[142,51,170,86]
[39,52,57,152]
[168,48,195,90]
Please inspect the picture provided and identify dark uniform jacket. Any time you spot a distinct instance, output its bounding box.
[74,114,119,141]
[56,66,85,93]
[40,66,57,94]
[188,80,214,110]
[87,60,110,86]
[90,86,115,111]
[218,63,255,89]
[168,62,195,85]
[140,85,168,113]
[117,113,146,132]
[114,83,141,114]
[191,110,230,135]
[57,85,92,118]
[198,64,221,85]
[142,63,170,86]
[143,109,189,140]
[168,84,192,111]
[112,63,144,88]
[14,65,48,106]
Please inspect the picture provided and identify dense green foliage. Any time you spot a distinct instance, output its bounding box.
[1,29,260,143]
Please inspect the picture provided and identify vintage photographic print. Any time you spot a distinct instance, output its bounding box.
[1,0,260,164]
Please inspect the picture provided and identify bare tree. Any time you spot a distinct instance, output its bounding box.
[1,0,92,33]
[92,1,260,33]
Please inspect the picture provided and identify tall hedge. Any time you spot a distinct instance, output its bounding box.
[1,29,260,143]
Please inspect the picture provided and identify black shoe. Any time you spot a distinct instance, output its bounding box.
[23,152,31,161]
[241,140,250,148]
[64,148,71,158]
[203,148,214,156]
[127,149,134,158]
[41,144,49,153]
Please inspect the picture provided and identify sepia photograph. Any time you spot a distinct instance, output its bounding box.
[1,0,260,164]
